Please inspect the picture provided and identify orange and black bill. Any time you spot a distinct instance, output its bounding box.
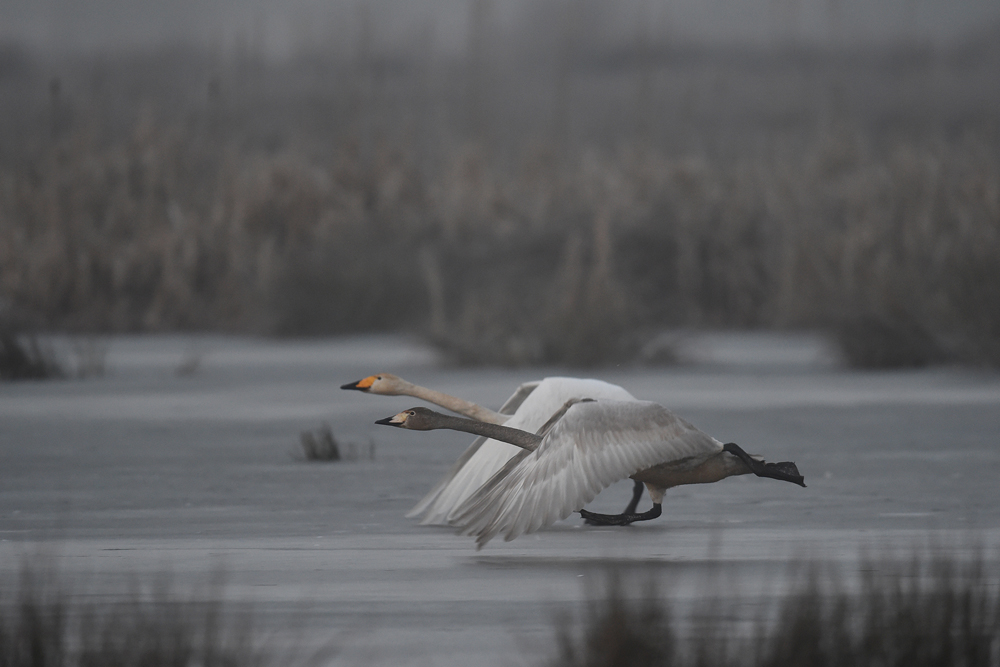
[341,376,376,391]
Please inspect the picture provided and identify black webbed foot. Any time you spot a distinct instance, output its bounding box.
[723,443,806,487]
[579,503,662,526]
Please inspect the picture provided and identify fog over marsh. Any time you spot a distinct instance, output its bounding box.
[3,0,1000,55]
[1,4,999,664]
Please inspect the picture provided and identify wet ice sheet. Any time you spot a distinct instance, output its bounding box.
[2,333,1000,666]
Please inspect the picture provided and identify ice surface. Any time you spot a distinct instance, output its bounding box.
[2,333,1000,665]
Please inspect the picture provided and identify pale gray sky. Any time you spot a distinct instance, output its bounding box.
[1,0,998,58]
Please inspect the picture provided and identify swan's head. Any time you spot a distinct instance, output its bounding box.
[374,407,438,430]
[341,373,404,395]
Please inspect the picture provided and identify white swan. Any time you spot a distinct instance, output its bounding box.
[376,401,805,548]
[342,373,639,524]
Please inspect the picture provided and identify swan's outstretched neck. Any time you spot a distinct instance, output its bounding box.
[376,408,542,451]
[403,382,504,423]
[343,374,505,423]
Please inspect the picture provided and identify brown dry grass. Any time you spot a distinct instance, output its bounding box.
[0,560,277,667]
[1,32,998,367]
[551,550,1000,667]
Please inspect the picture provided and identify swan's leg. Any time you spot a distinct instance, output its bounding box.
[623,479,645,514]
[578,503,662,526]
[582,479,647,525]
[722,443,806,487]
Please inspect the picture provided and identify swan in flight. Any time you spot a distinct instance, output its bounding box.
[376,401,805,548]
[342,374,642,524]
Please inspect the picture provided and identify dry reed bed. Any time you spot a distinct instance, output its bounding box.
[2,121,997,367]
[553,551,1000,667]
[3,550,997,667]
[1,30,998,367]
[0,562,275,667]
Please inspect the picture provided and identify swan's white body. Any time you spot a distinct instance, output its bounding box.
[409,378,637,525]
[447,399,730,547]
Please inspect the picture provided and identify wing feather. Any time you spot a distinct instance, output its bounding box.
[408,382,538,521]
[413,378,636,525]
[498,381,540,416]
[419,441,517,525]
[405,435,487,519]
[450,400,723,548]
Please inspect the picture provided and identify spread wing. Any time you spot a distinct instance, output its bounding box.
[498,381,541,416]
[449,400,723,548]
[405,435,491,520]
[411,379,636,525]
[406,381,539,520]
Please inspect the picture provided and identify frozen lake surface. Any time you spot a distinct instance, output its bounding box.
[2,333,1000,665]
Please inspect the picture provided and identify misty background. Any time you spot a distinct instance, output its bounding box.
[1,0,999,367]
[4,0,999,54]
[3,4,1000,664]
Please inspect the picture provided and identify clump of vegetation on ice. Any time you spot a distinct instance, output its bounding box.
[0,322,63,381]
[297,423,375,462]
